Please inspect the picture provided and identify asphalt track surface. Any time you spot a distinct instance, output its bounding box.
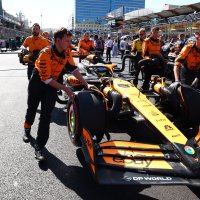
[0,53,200,200]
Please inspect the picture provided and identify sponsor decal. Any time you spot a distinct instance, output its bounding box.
[118,84,130,88]
[113,153,152,167]
[164,125,174,131]
[123,176,172,182]
[142,104,151,107]
[172,134,181,137]
[150,110,160,116]
[156,118,167,122]
[83,134,93,151]
[184,146,195,155]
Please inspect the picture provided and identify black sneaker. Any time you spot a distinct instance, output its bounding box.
[35,148,45,161]
[23,128,31,143]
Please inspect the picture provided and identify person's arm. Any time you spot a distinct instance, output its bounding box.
[48,79,74,98]
[173,65,181,81]
[77,39,82,52]
[173,45,192,81]
[142,39,148,58]
[131,40,136,55]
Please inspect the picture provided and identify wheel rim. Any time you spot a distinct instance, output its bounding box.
[69,104,76,139]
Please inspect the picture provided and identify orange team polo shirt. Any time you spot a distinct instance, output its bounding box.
[35,46,76,81]
[175,44,200,70]
[142,37,161,58]
[23,35,50,54]
[79,39,95,51]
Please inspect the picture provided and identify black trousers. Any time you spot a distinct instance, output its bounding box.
[106,47,112,61]
[120,50,125,60]
[25,70,57,149]
[142,58,166,90]
[132,54,143,85]
[180,67,199,86]
[27,63,35,80]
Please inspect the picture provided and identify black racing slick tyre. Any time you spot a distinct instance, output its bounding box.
[67,91,106,147]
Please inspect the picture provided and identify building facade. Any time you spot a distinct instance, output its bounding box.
[68,0,145,31]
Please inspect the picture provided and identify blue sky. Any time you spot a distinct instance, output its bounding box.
[2,0,200,28]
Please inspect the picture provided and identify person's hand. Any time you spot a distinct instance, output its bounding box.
[63,86,75,99]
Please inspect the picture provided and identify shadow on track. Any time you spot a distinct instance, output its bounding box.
[36,107,67,126]
[51,107,67,126]
[37,147,155,200]
[188,186,200,199]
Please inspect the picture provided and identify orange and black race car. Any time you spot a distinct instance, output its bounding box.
[66,71,200,186]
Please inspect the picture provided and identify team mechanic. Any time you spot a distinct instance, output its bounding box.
[23,28,94,161]
[174,32,200,87]
[77,32,95,62]
[141,26,165,90]
[77,32,95,53]
[21,23,49,80]
[131,28,146,86]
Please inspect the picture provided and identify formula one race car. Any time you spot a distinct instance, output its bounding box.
[66,70,200,186]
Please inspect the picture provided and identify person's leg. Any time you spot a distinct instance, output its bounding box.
[180,67,187,85]
[35,86,57,160]
[121,50,124,60]
[23,73,43,142]
[141,64,152,91]
[108,48,111,61]
[106,48,108,61]
[27,64,34,80]
[132,55,142,86]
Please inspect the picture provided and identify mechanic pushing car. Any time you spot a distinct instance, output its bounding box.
[174,31,200,88]
[141,26,165,90]
[23,28,94,161]
[21,23,50,80]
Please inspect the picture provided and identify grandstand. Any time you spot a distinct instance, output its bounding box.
[0,0,30,47]
[105,2,200,39]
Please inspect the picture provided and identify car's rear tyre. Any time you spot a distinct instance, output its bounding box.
[67,91,106,147]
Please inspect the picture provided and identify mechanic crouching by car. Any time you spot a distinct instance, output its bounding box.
[141,26,166,91]
[21,23,49,80]
[23,28,93,161]
[174,32,200,88]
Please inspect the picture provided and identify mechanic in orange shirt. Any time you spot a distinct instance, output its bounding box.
[141,26,165,90]
[23,28,93,161]
[77,32,95,53]
[174,32,200,87]
[21,23,49,80]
